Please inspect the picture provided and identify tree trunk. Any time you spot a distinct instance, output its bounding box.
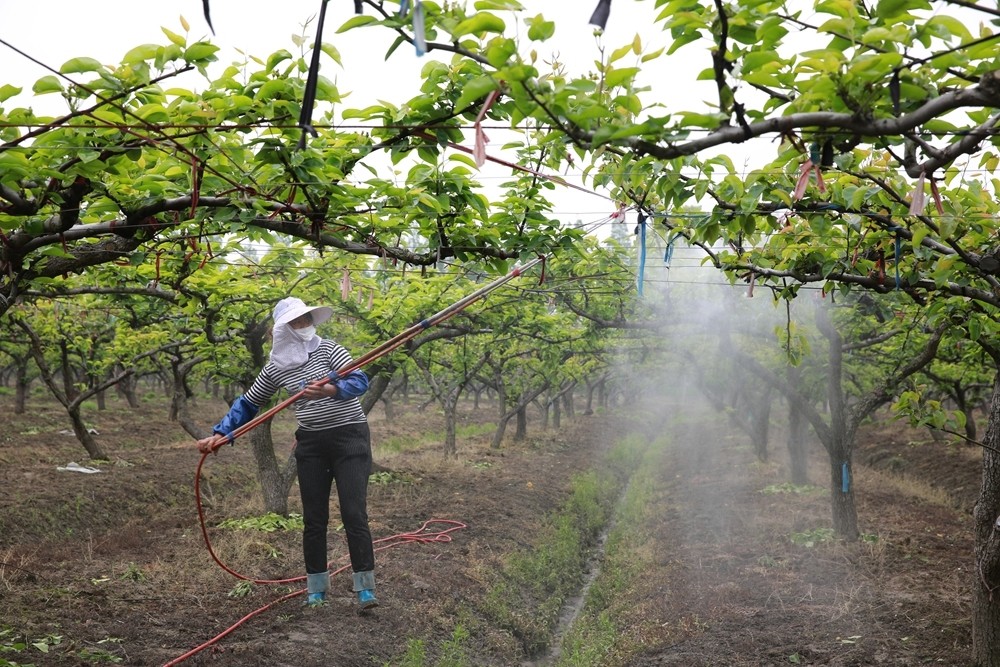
[553,395,561,429]
[359,370,390,414]
[14,357,29,414]
[117,372,140,409]
[963,395,979,442]
[785,366,809,485]
[59,341,78,403]
[562,390,575,418]
[515,406,527,441]
[972,371,1000,666]
[491,415,510,449]
[787,399,809,485]
[69,405,108,460]
[818,306,860,542]
[749,387,772,462]
[249,422,296,516]
[827,446,858,540]
[381,395,396,421]
[443,402,457,458]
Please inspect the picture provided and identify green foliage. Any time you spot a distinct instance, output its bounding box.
[435,624,471,667]
[77,639,124,665]
[760,483,825,496]
[789,527,836,548]
[0,628,62,667]
[387,625,470,667]
[217,512,304,532]
[119,563,145,582]
[392,638,427,667]
[369,470,412,486]
[228,581,255,599]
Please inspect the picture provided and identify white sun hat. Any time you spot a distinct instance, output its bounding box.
[272,297,333,326]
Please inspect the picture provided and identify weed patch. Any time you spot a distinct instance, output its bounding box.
[553,436,664,665]
[481,436,648,657]
[217,512,303,532]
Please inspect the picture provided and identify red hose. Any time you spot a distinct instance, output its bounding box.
[169,452,466,666]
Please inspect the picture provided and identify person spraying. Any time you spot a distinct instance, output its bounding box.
[197,297,378,611]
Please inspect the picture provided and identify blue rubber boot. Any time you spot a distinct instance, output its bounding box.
[304,571,329,607]
[353,571,378,613]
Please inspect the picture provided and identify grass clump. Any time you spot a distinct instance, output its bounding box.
[482,470,617,655]
[217,512,303,532]
[388,624,471,667]
[553,438,664,666]
[480,432,653,658]
[790,527,836,547]
[760,482,825,495]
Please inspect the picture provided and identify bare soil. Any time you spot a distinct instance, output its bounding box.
[0,393,977,666]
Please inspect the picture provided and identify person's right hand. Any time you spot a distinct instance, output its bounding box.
[196,434,227,454]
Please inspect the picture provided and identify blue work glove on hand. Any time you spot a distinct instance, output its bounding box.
[212,395,260,436]
[328,370,369,400]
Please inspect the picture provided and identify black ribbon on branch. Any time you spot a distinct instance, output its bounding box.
[298,0,332,149]
[589,0,612,30]
[202,0,215,33]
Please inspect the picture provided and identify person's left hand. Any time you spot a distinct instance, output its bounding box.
[300,380,337,400]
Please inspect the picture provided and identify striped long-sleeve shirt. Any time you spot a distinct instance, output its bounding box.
[244,339,367,431]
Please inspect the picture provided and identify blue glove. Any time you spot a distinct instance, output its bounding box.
[212,395,260,437]
[328,370,369,400]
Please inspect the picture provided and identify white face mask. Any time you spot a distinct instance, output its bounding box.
[292,325,316,341]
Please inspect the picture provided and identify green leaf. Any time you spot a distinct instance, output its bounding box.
[122,44,161,65]
[527,14,555,42]
[875,0,920,19]
[321,42,343,67]
[475,0,524,9]
[500,64,536,82]
[32,75,63,95]
[385,34,407,59]
[449,153,479,169]
[336,15,378,33]
[60,57,104,74]
[452,13,506,38]
[666,31,700,55]
[969,316,981,342]
[605,67,640,88]
[926,15,973,41]
[266,50,293,73]
[0,83,22,102]
[184,42,219,62]
[135,103,170,122]
[485,37,517,68]
[675,111,722,128]
[641,47,665,63]
[608,43,634,64]
[161,27,187,47]
[741,50,778,72]
[455,76,499,110]
[342,104,386,120]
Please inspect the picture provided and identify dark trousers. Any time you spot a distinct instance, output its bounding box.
[294,422,374,575]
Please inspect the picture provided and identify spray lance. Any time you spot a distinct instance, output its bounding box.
[205,256,545,452]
